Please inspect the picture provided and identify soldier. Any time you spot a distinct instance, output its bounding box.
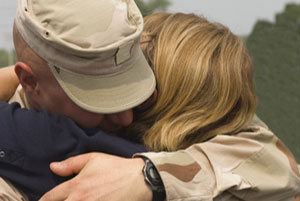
[0,0,156,200]
[0,4,299,201]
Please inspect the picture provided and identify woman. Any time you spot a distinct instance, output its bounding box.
[1,12,300,201]
[127,12,257,151]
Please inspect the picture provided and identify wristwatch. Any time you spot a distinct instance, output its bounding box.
[142,157,166,201]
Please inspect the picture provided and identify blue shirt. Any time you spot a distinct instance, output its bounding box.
[0,101,146,201]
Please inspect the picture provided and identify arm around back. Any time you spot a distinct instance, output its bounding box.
[0,66,19,101]
[137,117,300,201]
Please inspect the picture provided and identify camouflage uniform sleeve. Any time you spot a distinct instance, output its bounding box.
[8,84,29,109]
[135,116,300,201]
[0,177,29,201]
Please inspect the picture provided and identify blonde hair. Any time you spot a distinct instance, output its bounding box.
[127,12,257,151]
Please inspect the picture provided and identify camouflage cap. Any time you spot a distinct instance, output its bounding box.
[15,0,156,113]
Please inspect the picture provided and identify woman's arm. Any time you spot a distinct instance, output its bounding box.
[40,117,300,201]
[0,66,19,101]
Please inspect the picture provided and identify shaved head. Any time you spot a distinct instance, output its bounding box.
[13,23,51,81]
[12,23,107,128]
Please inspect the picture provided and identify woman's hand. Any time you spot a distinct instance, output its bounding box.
[39,153,152,201]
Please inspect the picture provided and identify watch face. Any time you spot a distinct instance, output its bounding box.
[149,166,159,179]
[142,158,166,201]
[146,162,163,187]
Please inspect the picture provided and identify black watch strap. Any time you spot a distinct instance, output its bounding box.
[141,157,166,201]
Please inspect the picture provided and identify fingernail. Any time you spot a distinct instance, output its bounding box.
[51,161,62,167]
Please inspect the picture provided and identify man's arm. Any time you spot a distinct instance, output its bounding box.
[40,120,300,201]
[0,66,19,101]
[0,177,29,201]
[137,120,300,201]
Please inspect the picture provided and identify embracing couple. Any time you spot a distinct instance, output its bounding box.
[0,0,299,201]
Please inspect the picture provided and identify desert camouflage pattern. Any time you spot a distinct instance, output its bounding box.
[8,85,30,109]
[0,178,28,201]
[2,87,300,201]
[137,116,300,201]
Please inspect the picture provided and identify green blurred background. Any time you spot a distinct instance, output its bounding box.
[246,3,300,162]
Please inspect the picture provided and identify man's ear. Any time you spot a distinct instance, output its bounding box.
[137,89,157,110]
[14,62,38,94]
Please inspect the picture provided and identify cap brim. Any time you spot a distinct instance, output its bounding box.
[49,49,156,114]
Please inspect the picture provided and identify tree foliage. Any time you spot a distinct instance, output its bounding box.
[246,3,300,162]
[135,0,170,16]
[0,49,16,68]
